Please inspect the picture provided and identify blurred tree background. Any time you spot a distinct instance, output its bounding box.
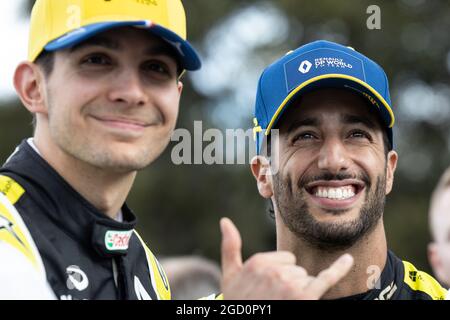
[1,0,449,276]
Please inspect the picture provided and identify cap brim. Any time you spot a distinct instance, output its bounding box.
[265,74,395,135]
[44,21,201,71]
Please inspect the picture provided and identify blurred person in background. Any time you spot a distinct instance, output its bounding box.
[161,256,221,300]
[428,166,450,299]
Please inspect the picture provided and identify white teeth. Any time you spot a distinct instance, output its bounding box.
[314,186,355,200]
[329,189,336,198]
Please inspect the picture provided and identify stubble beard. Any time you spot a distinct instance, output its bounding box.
[273,171,387,252]
[46,101,162,174]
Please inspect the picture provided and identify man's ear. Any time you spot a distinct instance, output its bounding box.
[250,155,273,199]
[385,150,398,195]
[13,62,47,115]
[177,80,183,95]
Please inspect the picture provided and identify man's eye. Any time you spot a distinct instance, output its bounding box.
[81,55,111,66]
[143,62,171,77]
[349,130,371,140]
[293,132,316,142]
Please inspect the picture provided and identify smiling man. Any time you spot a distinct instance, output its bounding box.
[247,40,448,299]
[0,0,200,300]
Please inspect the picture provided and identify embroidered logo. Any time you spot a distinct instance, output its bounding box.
[409,271,418,282]
[105,230,133,251]
[298,60,312,74]
[66,265,89,291]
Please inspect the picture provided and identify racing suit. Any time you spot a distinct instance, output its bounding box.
[0,139,170,300]
[338,250,447,300]
[1,140,447,300]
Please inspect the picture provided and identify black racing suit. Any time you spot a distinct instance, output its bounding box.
[211,250,448,300]
[0,140,447,300]
[0,140,170,300]
[338,250,447,300]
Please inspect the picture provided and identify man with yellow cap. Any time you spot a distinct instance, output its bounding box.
[1,0,200,300]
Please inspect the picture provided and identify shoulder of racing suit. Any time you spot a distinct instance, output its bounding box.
[0,175,45,275]
[399,260,447,300]
[133,230,171,300]
[0,166,170,300]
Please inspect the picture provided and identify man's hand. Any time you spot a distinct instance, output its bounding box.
[220,218,354,300]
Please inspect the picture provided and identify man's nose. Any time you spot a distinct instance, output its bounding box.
[107,70,149,107]
[317,138,351,175]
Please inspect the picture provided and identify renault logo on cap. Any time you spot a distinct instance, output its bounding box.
[298,60,312,74]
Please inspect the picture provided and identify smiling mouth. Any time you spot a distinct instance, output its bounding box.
[305,181,365,201]
[91,116,152,131]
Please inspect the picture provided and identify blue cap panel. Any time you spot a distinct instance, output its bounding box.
[284,48,365,92]
[253,40,395,154]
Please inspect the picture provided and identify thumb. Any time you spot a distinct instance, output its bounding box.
[220,217,243,280]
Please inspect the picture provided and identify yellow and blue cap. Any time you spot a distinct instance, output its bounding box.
[28,0,201,71]
[254,40,395,154]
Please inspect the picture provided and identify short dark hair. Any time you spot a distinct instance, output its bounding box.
[31,51,54,131]
[35,51,55,77]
